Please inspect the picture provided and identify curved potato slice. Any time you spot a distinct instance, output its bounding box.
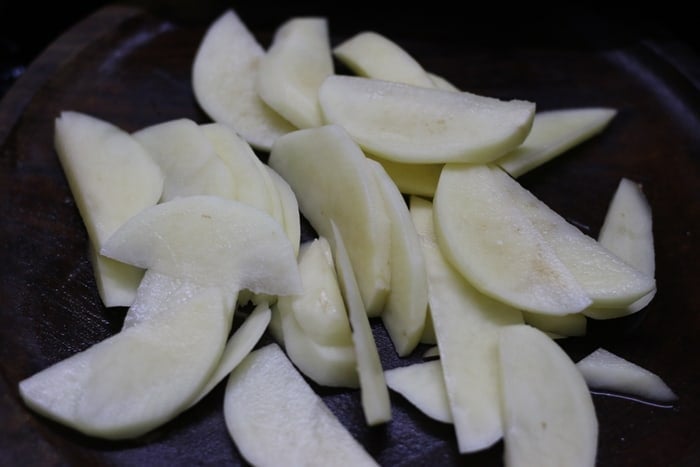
[257,17,333,128]
[319,75,535,164]
[385,360,452,424]
[192,9,294,150]
[223,344,378,466]
[101,195,301,296]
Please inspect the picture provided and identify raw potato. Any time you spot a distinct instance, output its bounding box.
[369,155,442,197]
[522,310,587,338]
[333,31,436,87]
[190,302,272,405]
[101,195,302,297]
[410,195,523,452]
[498,166,655,308]
[367,159,428,357]
[576,348,677,402]
[496,107,618,177]
[265,165,302,256]
[133,118,235,201]
[19,278,231,439]
[268,125,391,315]
[54,111,163,307]
[499,324,598,467]
[586,178,656,318]
[329,221,392,425]
[434,163,592,315]
[223,344,378,467]
[257,17,334,128]
[192,9,294,150]
[277,237,352,347]
[318,75,535,164]
[385,360,452,424]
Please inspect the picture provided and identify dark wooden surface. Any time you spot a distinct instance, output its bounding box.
[2,4,700,466]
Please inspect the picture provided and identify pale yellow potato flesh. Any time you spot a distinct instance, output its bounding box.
[369,155,442,197]
[385,360,452,424]
[434,164,592,315]
[268,125,391,315]
[19,281,230,440]
[333,31,435,87]
[53,111,163,307]
[367,159,428,357]
[576,348,677,402]
[133,118,235,201]
[101,195,302,297]
[497,107,617,177]
[586,178,656,318]
[410,195,523,453]
[319,75,535,164]
[192,9,294,150]
[224,344,378,467]
[329,221,391,425]
[496,167,656,308]
[522,310,587,338]
[257,17,333,128]
[277,301,359,388]
[277,237,352,346]
[265,165,301,256]
[499,324,598,467]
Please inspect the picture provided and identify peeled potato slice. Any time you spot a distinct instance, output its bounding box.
[496,167,655,308]
[367,159,428,357]
[54,111,163,307]
[329,221,391,425]
[576,348,676,402]
[410,195,523,452]
[586,178,656,318]
[319,75,535,164]
[223,343,378,466]
[497,107,617,177]
[333,31,435,87]
[522,310,587,338]
[499,324,598,467]
[257,17,333,128]
[434,164,592,315]
[192,9,294,150]
[19,280,230,440]
[269,125,391,315]
[101,195,301,296]
[384,360,452,423]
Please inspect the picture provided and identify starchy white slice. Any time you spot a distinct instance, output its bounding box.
[496,167,655,308]
[133,118,235,201]
[54,111,163,307]
[224,344,378,466]
[410,195,523,452]
[269,125,391,315]
[497,108,617,177]
[192,9,294,150]
[257,17,333,128]
[19,281,230,440]
[434,164,592,315]
[428,72,460,91]
[522,311,587,338]
[385,360,452,424]
[367,159,428,356]
[499,324,598,467]
[586,178,656,318]
[265,165,301,256]
[369,156,442,197]
[333,31,435,87]
[319,75,535,164]
[101,195,301,297]
[329,221,391,425]
[576,348,677,402]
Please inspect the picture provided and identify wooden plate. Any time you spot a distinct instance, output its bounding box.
[2,4,699,465]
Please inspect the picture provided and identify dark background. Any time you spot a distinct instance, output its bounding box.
[1,1,698,99]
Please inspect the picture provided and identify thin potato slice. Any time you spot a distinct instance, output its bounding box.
[385,360,452,423]
[223,344,378,466]
[333,31,435,87]
[499,324,598,467]
[329,221,392,425]
[319,75,535,164]
[257,17,333,128]
[410,195,523,452]
[434,164,592,315]
[192,9,294,150]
